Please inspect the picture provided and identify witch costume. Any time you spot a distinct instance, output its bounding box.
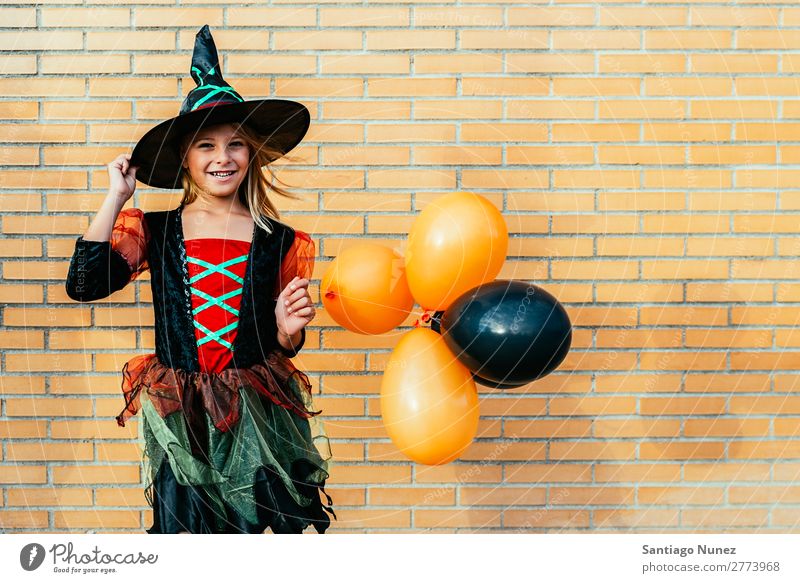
[64,25,335,534]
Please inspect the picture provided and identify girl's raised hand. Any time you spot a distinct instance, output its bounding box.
[108,153,138,204]
[275,276,315,338]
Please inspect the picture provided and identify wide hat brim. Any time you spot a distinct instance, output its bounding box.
[130,99,310,190]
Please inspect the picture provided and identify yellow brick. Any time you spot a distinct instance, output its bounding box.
[7,487,92,507]
[692,6,778,26]
[600,7,686,26]
[414,146,500,165]
[641,397,726,415]
[639,441,725,460]
[41,8,129,27]
[507,54,594,74]
[0,510,48,528]
[737,77,800,96]
[333,509,410,529]
[596,283,683,303]
[644,214,730,233]
[321,7,409,27]
[462,169,545,189]
[553,123,639,142]
[508,7,594,26]
[506,464,592,484]
[689,145,776,164]
[645,168,732,188]
[460,30,546,50]
[0,31,82,50]
[729,442,800,460]
[508,100,594,119]
[686,329,771,348]
[644,123,730,142]
[732,260,800,279]
[554,78,640,96]
[52,465,140,485]
[685,418,770,438]
[0,8,36,27]
[508,192,593,211]
[594,419,680,438]
[599,191,685,211]
[599,143,685,163]
[275,77,362,98]
[692,54,778,73]
[682,509,768,528]
[504,419,591,439]
[691,100,777,119]
[596,375,682,393]
[555,170,640,189]
[553,30,640,50]
[6,442,93,462]
[275,30,361,51]
[87,30,174,51]
[0,55,36,74]
[54,510,140,529]
[732,307,800,326]
[508,146,593,165]
[0,465,46,484]
[95,487,148,508]
[595,509,680,528]
[368,30,455,50]
[460,123,547,142]
[599,54,686,73]
[596,236,683,256]
[0,78,84,97]
[642,260,728,280]
[550,442,636,461]
[227,6,314,27]
[689,192,776,211]
[596,329,681,349]
[229,54,317,75]
[136,8,222,27]
[505,509,589,529]
[647,30,732,50]
[552,260,638,280]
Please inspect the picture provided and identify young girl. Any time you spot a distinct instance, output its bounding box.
[64,25,335,534]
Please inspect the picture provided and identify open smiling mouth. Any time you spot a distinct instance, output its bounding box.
[208,171,237,179]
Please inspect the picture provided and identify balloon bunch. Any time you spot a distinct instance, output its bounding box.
[321,192,572,465]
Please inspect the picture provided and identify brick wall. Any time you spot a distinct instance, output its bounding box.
[1,1,799,533]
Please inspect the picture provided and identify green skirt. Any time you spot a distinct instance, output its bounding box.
[139,379,335,534]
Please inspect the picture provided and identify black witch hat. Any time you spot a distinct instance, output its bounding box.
[130,24,310,189]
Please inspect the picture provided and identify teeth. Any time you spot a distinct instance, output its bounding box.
[211,171,234,177]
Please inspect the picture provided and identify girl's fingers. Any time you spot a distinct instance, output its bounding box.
[289,306,313,317]
[286,289,312,308]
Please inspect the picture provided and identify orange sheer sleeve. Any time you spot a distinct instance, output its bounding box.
[111,208,150,282]
[273,229,315,299]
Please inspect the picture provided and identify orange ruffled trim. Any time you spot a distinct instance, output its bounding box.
[115,351,321,431]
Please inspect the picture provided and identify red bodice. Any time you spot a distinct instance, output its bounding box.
[184,238,251,374]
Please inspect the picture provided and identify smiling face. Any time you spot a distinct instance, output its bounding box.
[180,123,251,198]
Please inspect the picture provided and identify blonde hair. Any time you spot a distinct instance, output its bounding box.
[177,122,304,233]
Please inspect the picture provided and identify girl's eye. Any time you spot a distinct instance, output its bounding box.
[231,141,244,147]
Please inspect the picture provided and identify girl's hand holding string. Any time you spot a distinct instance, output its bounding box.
[275,276,316,346]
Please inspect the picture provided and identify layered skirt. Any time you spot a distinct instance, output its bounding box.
[116,351,336,534]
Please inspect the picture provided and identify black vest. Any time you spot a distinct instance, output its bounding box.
[64,205,300,371]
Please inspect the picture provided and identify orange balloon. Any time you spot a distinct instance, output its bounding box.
[380,327,480,465]
[405,192,508,311]
[321,242,414,335]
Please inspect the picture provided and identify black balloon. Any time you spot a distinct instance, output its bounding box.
[433,280,572,388]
